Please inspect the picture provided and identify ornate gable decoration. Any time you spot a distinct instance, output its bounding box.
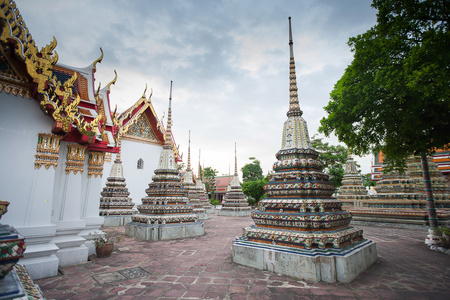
[126,113,158,142]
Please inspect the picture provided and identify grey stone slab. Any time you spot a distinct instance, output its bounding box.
[232,240,377,283]
[92,272,126,285]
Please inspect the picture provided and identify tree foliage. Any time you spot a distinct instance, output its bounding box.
[319,0,450,169]
[311,136,348,188]
[241,157,263,183]
[242,176,269,206]
[202,166,218,198]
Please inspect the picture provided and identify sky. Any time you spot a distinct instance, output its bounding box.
[17,0,378,177]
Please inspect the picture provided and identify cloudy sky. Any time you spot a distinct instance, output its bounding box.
[17,0,378,177]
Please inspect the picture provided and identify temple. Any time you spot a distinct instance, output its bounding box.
[349,155,450,227]
[125,82,205,240]
[218,143,251,216]
[182,131,208,220]
[232,17,377,283]
[0,1,123,279]
[101,86,181,208]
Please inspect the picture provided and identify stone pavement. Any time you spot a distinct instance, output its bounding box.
[35,212,450,299]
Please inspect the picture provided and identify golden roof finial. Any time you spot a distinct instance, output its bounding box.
[148,88,153,102]
[107,70,117,94]
[142,83,147,99]
[93,48,103,73]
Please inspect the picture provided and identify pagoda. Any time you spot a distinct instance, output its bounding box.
[337,151,369,210]
[125,82,204,240]
[218,144,251,216]
[233,17,377,283]
[99,138,137,226]
[349,156,450,226]
[183,132,208,220]
[197,150,215,214]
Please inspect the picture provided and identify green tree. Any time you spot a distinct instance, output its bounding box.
[311,136,348,188]
[362,173,377,187]
[319,0,450,228]
[202,166,218,198]
[242,176,269,206]
[241,157,263,182]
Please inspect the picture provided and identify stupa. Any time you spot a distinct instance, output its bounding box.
[196,150,215,214]
[337,151,369,210]
[218,144,251,216]
[125,82,204,240]
[183,132,208,220]
[233,17,377,283]
[99,137,137,226]
[349,155,450,226]
[406,156,450,204]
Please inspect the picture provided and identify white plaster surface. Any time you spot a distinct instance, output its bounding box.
[103,215,133,227]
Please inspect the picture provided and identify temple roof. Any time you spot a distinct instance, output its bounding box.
[0,0,119,152]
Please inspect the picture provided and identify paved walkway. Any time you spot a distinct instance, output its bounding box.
[35,212,450,299]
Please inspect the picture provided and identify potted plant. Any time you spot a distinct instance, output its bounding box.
[91,230,123,257]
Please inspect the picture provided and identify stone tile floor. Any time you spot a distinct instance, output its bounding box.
[35,212,450,299]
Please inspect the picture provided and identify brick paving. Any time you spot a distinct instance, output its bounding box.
[35,212,450,299]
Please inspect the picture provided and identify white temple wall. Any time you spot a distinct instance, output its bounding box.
[0,93,60,279]
[101,139,163,206]
[0,94,54,227]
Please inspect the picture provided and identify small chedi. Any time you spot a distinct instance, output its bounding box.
[218,144,251,216]
[337,151,370,210]
[349,155,450,226]
[197,150,215,214]
[183,132,208,220]
[233,17,377,283]
[125,82,204,240]
[99,138,136,226]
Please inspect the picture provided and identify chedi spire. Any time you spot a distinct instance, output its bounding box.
[232,17,377,283]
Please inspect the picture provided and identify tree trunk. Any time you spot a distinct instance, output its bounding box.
[421,153,438,228]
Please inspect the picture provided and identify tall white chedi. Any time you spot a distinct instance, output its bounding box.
[218,143,251,216]
[125,81,205,240]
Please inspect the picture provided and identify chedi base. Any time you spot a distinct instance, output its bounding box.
[232,238,377,283]
[125,222,204,241]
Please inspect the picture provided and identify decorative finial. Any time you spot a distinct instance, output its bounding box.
[93,47,104,73]
[347,147,352,159]
[107,70,117,94]
[234,142,238,176]
[287,17,302,118]
[187,130,191,171]
[164,81,173,147]
[288,17,294,59]
[142,84,147,99]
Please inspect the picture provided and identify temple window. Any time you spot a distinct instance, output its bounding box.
[137,158,144,169]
